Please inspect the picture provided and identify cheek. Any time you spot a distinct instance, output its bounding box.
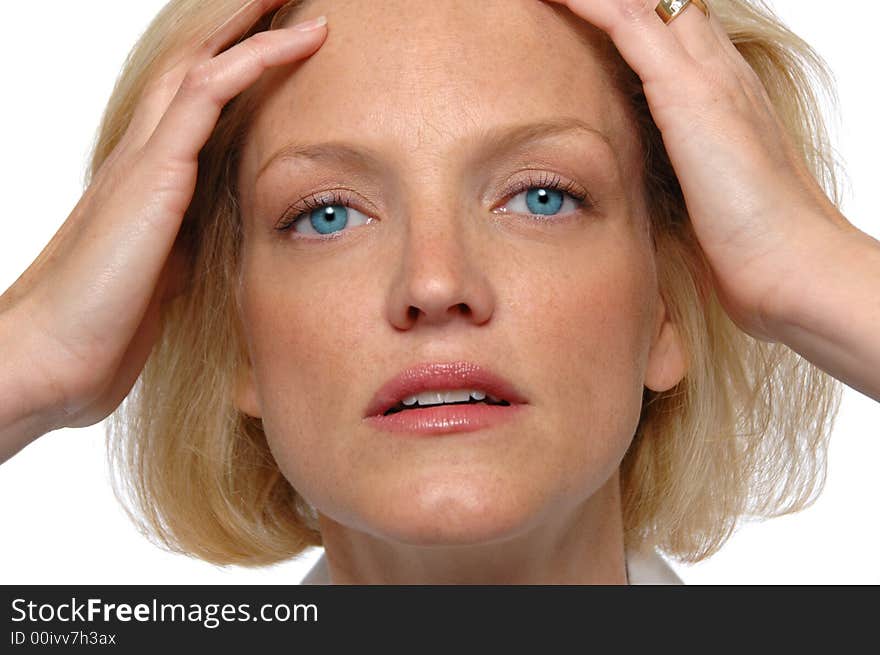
[510,232,655,463]
[240,240,376,381]
[238,249,377,486]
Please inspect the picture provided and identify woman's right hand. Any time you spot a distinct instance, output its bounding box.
[0,0,328,461]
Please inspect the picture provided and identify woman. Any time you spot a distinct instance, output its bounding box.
[1,0,877,583]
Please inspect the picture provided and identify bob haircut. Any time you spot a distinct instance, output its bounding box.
[98,0,844,567]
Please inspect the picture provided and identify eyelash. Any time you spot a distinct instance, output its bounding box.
[275,171,595,235]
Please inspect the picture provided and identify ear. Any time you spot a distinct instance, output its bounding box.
[644,292,688,393]
[233,351,263,419]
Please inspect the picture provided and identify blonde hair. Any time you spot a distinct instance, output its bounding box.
[99,0,844,566]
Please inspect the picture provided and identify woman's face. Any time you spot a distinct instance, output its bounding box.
[234,0,686,546]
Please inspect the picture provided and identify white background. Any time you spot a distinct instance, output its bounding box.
[1,1,877,584]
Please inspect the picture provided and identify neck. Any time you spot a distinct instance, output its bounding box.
[317,470,627,585]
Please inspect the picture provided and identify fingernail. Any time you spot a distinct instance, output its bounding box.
[292,15,327,32]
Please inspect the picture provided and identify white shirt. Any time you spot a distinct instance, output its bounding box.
[300,548,683,584]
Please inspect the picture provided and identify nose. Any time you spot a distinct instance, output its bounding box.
[386,211,496,331]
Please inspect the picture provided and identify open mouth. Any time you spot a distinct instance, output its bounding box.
[383,396,511,416]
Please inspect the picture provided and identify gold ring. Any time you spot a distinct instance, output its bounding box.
[655,0,710,25]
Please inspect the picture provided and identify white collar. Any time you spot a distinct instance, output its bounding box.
[300,548,682,585]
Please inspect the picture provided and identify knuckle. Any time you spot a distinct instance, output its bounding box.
[237,35,272,65]
[151,68,179,92]
[619,0,655,21]
[245,29,275,50]
[179,61,215,95]
[144,65,185,102]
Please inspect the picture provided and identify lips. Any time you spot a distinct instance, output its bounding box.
[363,361,529,418]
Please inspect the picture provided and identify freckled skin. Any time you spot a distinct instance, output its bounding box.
[233,0,687,583]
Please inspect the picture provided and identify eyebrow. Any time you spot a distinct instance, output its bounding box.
[255,117,614,182]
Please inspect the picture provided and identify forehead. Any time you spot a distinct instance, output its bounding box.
[243,0,637,179]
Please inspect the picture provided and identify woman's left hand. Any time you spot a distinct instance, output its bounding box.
[545,0,856,342]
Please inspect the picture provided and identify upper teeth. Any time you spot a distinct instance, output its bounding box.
[401,389,498,406]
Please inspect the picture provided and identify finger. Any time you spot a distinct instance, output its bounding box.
[704,10,767,83]
[146,24,327,166]
[49,24,326,367]
[199,0,296,56]
[663,1,722,63]
[543,0,694,85]
[604,1,766,108]
[120,0,295,156]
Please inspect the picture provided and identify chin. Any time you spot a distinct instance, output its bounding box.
[350,475,553,547]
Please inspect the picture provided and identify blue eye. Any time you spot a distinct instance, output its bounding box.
[276,172,592,239]
[527,188,565,215]
[276,193,372,238]
[501,172,589,218]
